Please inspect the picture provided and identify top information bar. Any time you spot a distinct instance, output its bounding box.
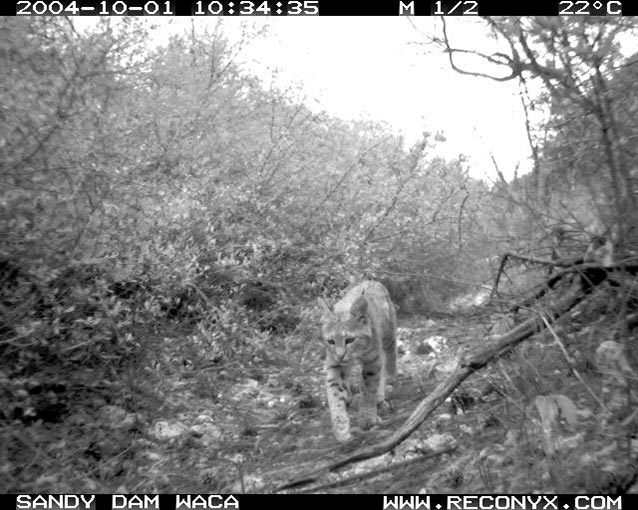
[11,0,632,16]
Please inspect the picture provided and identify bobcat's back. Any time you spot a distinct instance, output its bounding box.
[319,280,397,442]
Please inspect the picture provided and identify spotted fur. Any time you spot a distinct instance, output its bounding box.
[318,281,397,442]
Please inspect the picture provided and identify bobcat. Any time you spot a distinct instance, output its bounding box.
[318,281,397,442]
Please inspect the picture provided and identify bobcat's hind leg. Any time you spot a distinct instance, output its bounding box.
[382,331,397,385]
[376,357,395,413]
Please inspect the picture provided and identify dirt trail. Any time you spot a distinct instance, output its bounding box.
[146,314,512,493]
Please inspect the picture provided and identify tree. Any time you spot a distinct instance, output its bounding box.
[429,17,638,248]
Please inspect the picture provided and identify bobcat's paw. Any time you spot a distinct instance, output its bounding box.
[359,411,382,430]
[334,429,352,443]
[378,398,393,413]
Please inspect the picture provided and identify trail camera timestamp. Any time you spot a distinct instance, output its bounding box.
[14,0,321,15]
[16,0,175,14]
[192,1,319,15]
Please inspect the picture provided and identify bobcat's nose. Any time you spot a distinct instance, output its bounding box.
[336,347,346,360]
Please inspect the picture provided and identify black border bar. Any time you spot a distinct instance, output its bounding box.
[9,1,635,17]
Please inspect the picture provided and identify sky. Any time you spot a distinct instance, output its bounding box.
[217,17,534,182]
[76,16,534,182]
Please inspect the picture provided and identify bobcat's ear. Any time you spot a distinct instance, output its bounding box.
[350,295,368,321]
[318,297,333,317]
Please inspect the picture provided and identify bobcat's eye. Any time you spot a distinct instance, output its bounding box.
[345,336,356,345]
[327,339,335,345]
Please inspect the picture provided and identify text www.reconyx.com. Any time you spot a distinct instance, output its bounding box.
[383,496,622,510]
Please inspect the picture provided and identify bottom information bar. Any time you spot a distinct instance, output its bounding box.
[2,494,629,510]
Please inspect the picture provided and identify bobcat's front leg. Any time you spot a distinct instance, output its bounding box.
[325,361,351,442]
[361,354,382,430]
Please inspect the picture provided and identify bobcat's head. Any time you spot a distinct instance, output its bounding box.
[318,293,371,363]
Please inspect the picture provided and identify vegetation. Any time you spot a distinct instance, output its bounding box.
[1,17,637,493]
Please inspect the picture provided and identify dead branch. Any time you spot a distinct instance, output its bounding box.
[491,251,638,311]
[490,254,509,301]
[297,446,455,493]
[277,286,589,491]
[517,260,638,313]
[490,251,584,301]
[502,252,583,268]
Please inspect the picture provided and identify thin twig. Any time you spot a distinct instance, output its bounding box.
[503,252,583,268]
[539,313,608,412]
